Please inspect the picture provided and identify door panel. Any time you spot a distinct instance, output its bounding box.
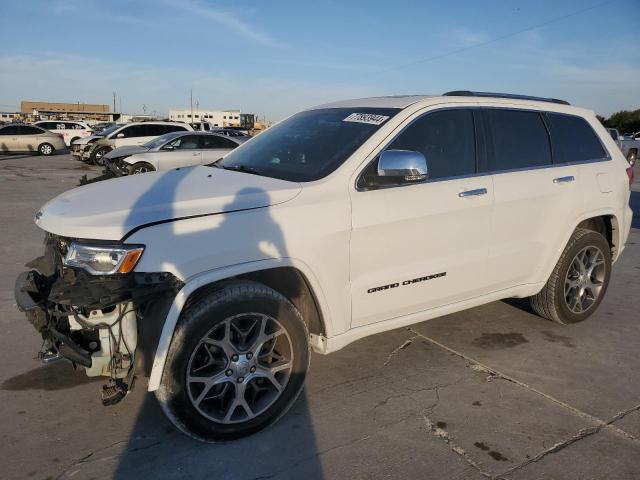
[482,107,583,289]
[488,166,579,289]
[157,150,202,169]
[202,148,232,163]
[350,177,494,327]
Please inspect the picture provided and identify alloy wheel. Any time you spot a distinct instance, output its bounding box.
[186,313,293,424]
[564,245,606,314]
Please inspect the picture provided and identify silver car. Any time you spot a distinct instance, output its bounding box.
[103,131,247,174]
[0,124,66,155]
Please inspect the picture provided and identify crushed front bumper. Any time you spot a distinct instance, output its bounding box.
[14,235,183,375]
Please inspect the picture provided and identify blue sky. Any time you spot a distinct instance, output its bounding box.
[0,0,638,120]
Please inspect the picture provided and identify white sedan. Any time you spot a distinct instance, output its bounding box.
[103,131,247,174]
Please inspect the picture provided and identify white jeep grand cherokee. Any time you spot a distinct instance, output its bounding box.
[15,91,634,441]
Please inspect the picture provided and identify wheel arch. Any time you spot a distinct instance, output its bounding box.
[147,259,331,391]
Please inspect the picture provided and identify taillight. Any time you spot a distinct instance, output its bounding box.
[627,166,634,185]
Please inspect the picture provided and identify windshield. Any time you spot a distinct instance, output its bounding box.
[216,107,399,182]
[144,132,182,148]
[96,124,123,137]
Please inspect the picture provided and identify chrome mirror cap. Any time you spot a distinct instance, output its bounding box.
[378,149,428,182]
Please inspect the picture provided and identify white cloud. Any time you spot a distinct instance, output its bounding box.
[0,53,379,120]
[161,0,288,49]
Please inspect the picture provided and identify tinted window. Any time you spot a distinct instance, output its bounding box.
[66,122,83,129]
[217,108,399,182]
[168,135,200,149]
[0,126,20,135]
[387,109,476,179]
[485,109,551,171]
[19,126,44,135]
[547,113,607,163]
[37,122,56,129]
[118,125,148,138]
[201,135,237,149]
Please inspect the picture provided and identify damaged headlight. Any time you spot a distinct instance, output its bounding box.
[64,243,144,275]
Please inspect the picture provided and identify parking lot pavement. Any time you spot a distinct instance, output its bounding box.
[1,154,639,480]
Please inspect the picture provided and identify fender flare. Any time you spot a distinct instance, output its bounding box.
[147,257,332,391]
[538,209,622,289]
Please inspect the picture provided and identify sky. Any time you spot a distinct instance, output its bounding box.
[0,0,638,121]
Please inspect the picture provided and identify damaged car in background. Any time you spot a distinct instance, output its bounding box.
[79,131,246,184]
[14,92,633,442]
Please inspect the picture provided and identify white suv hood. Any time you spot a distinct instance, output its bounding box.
[36,166,302,240]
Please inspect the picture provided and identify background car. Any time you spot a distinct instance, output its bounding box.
[105,131,246,174]
[85,121,193,165]
[33,120,93,147]
[0,124,65,155]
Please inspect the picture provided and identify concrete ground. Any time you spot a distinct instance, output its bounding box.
[1,153,639,480]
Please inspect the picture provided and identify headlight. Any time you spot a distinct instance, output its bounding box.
[64,243,144,275]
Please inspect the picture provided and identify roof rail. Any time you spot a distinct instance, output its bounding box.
[443,90,570,106]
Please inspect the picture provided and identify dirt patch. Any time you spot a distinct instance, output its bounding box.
[472,332,528,350]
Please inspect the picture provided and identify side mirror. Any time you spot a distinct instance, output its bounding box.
[162,144,175,151]
[377,149,428,183]
[116,133,125,138]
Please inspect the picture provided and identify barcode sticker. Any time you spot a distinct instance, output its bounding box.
[343,113,389,125]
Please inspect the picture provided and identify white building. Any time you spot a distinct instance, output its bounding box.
[0,112,20,122]
[168,108,241,127]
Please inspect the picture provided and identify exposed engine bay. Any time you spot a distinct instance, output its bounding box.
[14,234,183,405]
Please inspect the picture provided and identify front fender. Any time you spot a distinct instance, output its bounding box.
[147,257,331,391]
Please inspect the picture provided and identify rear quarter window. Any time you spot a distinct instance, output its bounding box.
[546,113,607,163]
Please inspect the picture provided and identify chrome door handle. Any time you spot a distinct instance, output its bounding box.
[192,152,200,156]
[553,176,574,183]
[458,188,488,198]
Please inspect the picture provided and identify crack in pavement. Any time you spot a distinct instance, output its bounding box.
[383,336,417,366]
[499,403,640,478]
[422,414,493,479]
[55,434,174,479]
[407,327,638,443]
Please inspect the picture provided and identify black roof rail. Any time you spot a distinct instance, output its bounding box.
[443,90,570,106]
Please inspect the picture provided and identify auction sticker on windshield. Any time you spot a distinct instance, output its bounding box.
[343,113,390,125]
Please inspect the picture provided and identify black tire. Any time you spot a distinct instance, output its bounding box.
[130,162,155,174]
[529,228,611,325]
[91,146,111,165]
[70,137,80,146]
[156,281,310,442]
[38,143,54,156]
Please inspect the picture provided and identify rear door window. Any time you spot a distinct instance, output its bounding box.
[484,109,552,172]
[200,135,238,149]
[546,113,607,163]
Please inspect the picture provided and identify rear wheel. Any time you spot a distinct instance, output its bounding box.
[529,228,611,324]
[38,143,54,156]
[156,281,309,442]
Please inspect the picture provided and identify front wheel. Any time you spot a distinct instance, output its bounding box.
[529,228,611,324]
[156,281,310,442]
[130,162,155,174]
[91,146,111,165]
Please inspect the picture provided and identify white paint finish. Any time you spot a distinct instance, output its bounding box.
[488,164,581,289]
[123,148,233,171]
[28,95,634,390]
[35,166,302,240]
[349,176,494,327]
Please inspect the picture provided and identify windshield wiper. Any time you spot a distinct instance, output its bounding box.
[217,164,264,176]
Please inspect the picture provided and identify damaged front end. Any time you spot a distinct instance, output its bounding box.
[14,234,183,405]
